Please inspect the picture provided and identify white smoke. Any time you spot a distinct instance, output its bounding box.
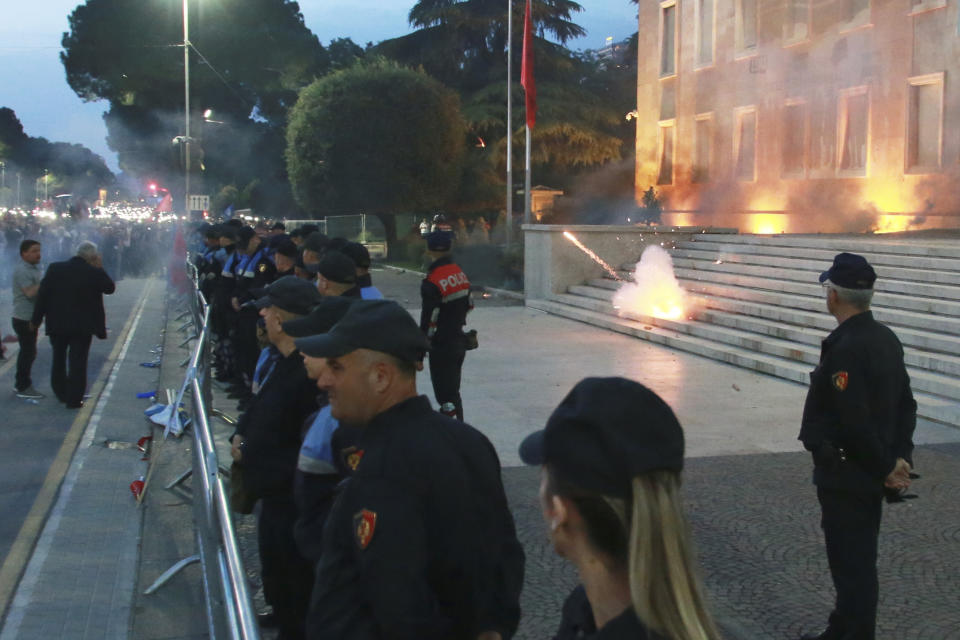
[612,245,688,320]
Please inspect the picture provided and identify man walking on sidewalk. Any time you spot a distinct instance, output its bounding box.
[32,241,116,409]
[12,239,44,399]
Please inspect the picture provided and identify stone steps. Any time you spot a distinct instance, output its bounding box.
[530,233,960,428]
[549,289,960,402]
[528,296,960,427]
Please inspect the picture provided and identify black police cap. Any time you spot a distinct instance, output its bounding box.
[295,299,430,364]
[272,237,298,258]
[426,230,454,252]
[237,226,256,249]
[819,252,877,290]
[519,377,685,499]
[283,296,355,338]
[318,251,357,285]
[341,241,372,269]
[303,231,331,254]
[251,275,323,315]
[219,226,239,242]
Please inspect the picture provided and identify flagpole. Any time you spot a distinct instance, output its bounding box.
[505,0,513,249]
[524,125,531,224]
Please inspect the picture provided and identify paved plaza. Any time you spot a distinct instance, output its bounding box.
[1,268,958,639]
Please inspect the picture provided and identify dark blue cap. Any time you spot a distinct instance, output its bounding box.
[426,230,454,252]
[295,299,430,363]
[251,275,323,315]
[519,377,684,498]
[282,296,355,337]
[819,252,877,290]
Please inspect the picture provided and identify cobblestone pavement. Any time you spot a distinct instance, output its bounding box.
[229,268,960,640]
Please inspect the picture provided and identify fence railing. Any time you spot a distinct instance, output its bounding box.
[144,260,260,640]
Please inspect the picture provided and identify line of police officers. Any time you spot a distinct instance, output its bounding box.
[193,226,913,640]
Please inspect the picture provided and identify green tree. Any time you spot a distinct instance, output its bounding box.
[0,107,113,202]
[374,1,632,208]
[286,60,466,245]
[61,0,328,209]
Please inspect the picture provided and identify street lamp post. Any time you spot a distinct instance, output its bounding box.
[183,0,191,217]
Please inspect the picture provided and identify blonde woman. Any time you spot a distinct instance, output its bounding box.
[520,377,720,640]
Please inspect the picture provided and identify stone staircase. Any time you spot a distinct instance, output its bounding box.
[527,233,960,427]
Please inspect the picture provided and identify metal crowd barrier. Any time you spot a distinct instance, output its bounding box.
[144,260,260,640]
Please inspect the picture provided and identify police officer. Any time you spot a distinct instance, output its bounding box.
[297,299,524,640]
[233,227,277,389]
[420,230,472,420]
[799,253,916,640]
[280,297,358,564]
[229,276,323,639]
[518,378,721,640]
[212,224,241,383]
[341,241,383,299]
[316,250,361,298]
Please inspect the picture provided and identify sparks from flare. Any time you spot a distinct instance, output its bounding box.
[563,231,622,281]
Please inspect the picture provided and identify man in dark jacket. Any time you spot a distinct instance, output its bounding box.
[32,241,115,408]
[299,300,524,640]
[229,276,322,639]
[799,253,916,640]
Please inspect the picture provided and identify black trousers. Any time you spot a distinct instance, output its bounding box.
[258,496,314,640]
[428,344,466,420]
[12,318,38,392]
[49,333,93,406]
[817,487,883,640]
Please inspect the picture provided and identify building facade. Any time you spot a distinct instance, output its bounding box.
[634,0,960,232]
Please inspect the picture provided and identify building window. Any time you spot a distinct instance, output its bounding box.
[694,114,713,182]
[734,107,758,181]
[696,0,716,67]
[784,0,810,44]
[840,0,871,31]
[838,87,869,176]
[782,100,807,177]
[736,0,759,56]
[909,0,945,15]
[657,120,676,185]
[660,1,678,77]
[906,73,944,173]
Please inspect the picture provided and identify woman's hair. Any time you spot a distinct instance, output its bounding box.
[545,468,720,640]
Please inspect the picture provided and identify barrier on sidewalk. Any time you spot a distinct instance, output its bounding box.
[144,260,260,640]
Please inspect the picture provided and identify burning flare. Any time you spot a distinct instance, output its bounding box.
[613,245,688,321]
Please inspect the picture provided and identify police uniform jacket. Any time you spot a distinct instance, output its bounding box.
[799,311,916,492]
[307,395,525,640]
[553,586,664,640]
[234,245,277,304]
[233,348,317,499]
[420,257,472,348]
[213,246,240,311]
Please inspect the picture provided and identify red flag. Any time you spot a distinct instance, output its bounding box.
[154,192,173,213]
[521,0,536,129]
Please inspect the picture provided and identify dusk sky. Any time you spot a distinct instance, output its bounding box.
[0,1,639,173]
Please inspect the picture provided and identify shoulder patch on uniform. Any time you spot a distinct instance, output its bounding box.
[832,371,849,391]
[354,509,377,550]
[258,262,267,273]
[342,447,365,471]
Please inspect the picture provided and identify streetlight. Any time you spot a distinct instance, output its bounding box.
[182,0,192,217]
[203,108,224,124]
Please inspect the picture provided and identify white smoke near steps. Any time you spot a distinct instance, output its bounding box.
[612,245,689,321]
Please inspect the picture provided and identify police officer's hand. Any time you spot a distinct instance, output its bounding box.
[230,435,243,463]
[231,297,241,312]
[884,457,911,490]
